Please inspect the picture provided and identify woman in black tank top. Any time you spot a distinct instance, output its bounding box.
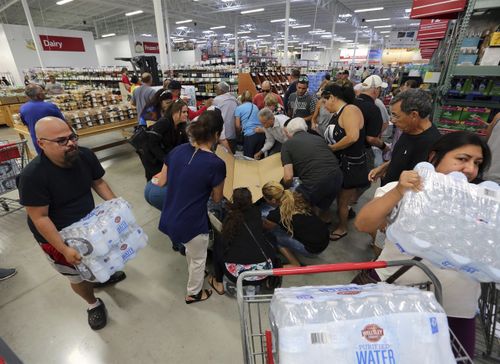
[321,83,369,241]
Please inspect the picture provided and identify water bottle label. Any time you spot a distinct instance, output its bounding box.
[429,317,439,334]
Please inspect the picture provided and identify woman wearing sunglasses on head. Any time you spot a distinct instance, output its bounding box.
[355,131,492,359]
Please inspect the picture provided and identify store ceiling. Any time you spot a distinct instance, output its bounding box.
[0,0,417,49]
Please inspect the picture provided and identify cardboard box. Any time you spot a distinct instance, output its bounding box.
[215,146,283,202]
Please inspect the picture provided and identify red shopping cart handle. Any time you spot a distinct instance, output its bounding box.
[272,261,389,276]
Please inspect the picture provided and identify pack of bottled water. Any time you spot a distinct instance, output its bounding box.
[60,198,148,283]
[387,162,500,283]
[269,283,455,363]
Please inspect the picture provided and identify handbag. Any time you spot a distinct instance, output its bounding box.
[243,222,283,289]
[339,152,369,188]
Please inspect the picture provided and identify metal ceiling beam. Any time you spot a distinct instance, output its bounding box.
[0,0,19,13]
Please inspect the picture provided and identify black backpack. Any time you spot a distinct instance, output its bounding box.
[128,125,163,153]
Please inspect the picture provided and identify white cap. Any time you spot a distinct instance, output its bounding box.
[353,83,363,91]
[362,75,388,89]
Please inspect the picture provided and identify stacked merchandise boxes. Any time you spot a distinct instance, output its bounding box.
[437,105,491,135]
[49,89,122,111]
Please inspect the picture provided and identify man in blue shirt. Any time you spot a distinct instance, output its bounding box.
[20,84,65,155]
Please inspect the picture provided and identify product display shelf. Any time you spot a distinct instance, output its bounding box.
[173,68,238,98]
[238,72,289,98]
[453,66,500,77]
[432,0,500,135]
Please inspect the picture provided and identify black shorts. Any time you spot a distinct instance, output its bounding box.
[297,171,343,210]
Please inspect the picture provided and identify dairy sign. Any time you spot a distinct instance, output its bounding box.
[39,35,85,52]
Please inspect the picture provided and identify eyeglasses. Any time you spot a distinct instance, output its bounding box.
[40,133,79,146]
[298,76,309,83]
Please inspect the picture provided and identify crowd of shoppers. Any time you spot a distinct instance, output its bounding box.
[11,67,496,364]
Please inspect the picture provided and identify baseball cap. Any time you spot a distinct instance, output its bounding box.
[169,80,182,90]
[361,75,388,89]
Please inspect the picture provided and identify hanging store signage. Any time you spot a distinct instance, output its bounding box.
[419,40,440,49]
[410,0,466,19]
[416,19,450,40]
[143,41,160,54]
[339,48,369,62]
[39,35,85,52]
[386,28,419,49]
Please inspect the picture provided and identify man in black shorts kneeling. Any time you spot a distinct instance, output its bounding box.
[18,117,125,330]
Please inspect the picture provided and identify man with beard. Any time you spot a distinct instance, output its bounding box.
[18,117,125,330]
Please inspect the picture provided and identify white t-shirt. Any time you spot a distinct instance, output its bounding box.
[374,182,480,319]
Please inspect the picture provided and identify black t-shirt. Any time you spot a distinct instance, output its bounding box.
[267,208,329,254]
[223,206,276,264]
[382,125,441,186]
[281,131,340,188]
[355,94,383,147]
[18,147,105,244]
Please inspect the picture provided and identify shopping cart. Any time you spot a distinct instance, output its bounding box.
[0,140,29,217]
[237,260,473,364]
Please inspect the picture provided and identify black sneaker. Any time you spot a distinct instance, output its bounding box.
[0,268,17,281]
[94,271,126,288]
[87,298,107,330]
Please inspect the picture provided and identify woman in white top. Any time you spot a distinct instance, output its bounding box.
[355,131,492,359]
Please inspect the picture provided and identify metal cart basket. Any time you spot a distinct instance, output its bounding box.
[237,260,473,364]
[0,140,29,217]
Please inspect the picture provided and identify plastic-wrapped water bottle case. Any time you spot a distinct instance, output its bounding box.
[60,197,148,282]
[270,283,455,363]
[387,162,500,283]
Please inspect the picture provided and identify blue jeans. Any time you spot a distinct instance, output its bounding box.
[144,181,166,211]
[271,227,317,258]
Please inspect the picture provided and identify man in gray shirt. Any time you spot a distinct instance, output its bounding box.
[213,81,238,152]
[287,75,317,128]
[282,117,342,220]
[131,72,156,122]
[254,108,288,159]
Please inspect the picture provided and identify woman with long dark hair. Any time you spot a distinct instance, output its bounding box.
[322,83,367,240]
[208,188,276,295]
[142,99,190,210]
[157,110,226,304]
[355,131,492,359]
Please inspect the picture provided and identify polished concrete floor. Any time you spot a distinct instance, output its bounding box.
[0,126,375,363]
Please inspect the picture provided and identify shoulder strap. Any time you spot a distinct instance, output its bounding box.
[243,222,270,262]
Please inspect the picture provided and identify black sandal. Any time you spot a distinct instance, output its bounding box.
[87,298,107,330]
[185,289,212,304]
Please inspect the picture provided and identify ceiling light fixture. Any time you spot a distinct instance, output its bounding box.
[354,7,384,13]
[292,24,311,28]
[177,26,187,30]
[101,33,116,38]
[257,34,271,37]
[141,33,152,37]
[56,0,73,5]
[405,8,411,12]
[210,25,226,30]
[241,8,264,14]
[373,25,392,28]
[339,13,352,17]
[409,23,420,26]
[365,18,391,22]
[237,30,251,34]
[176,19,192,24]
[270,18,296,23]
[125,10,143,16]
[379,31,390,33]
